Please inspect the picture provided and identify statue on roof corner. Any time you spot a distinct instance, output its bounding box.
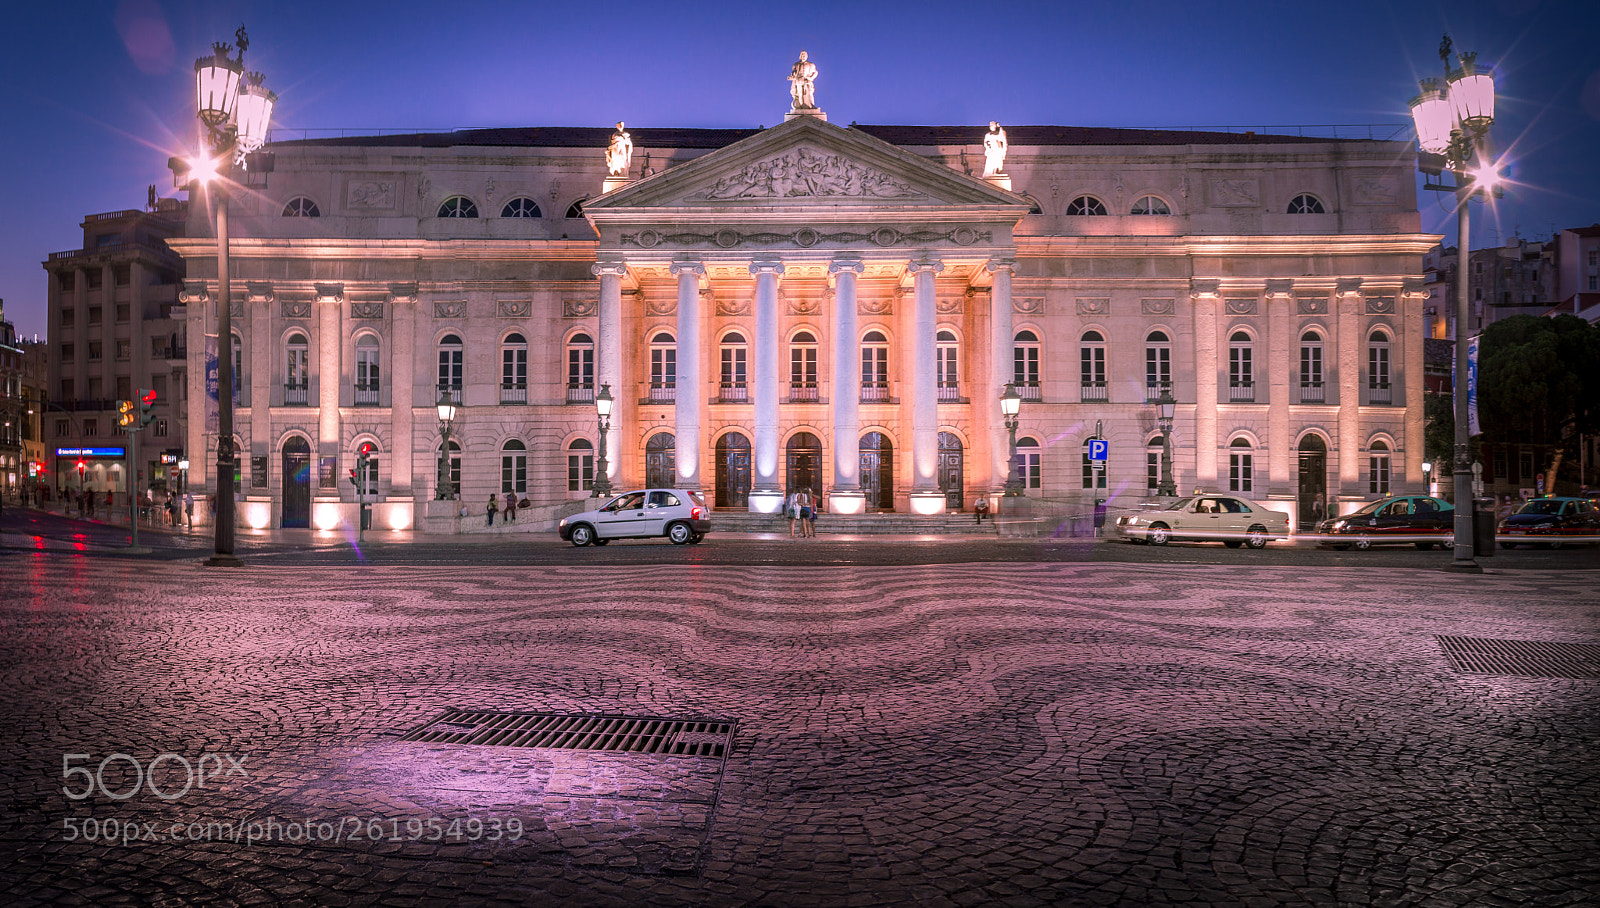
[788,51,818,111]
[605,122,633,177]
[983,122,1008,178]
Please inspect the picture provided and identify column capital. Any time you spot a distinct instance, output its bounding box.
[828,258,865,275]
[591,261,629,278]
[669,260,705,276]
[314,282,344,304]
[985,257,1016,275]
[1335,277,1364,297]
[748,261,786,276]
[387,282,419,304]
[906,258,945,275]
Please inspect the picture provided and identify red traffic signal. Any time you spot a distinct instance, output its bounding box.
[358,442,374,456]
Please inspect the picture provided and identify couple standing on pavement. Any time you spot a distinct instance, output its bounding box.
[787,488,817,538]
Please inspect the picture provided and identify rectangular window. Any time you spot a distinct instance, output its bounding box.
[83,419,97,437]
[88,306,102,324]
[567,347,593,387]
[1022,451,1040,489]
[502,347,528,387]
[116,304,130,322]
[568,451,593,491]
[358,457,379,497]
[357,351,381,391]
[1080,346,1105,385]
[1013,346,1039,385]
[1081,453,1106,489]
[61,343,74,361]
[88,342,102,361]
[1147,450,1161,493]
[722,347,749,385]
[1145,346,1170,396]
[154,418,168,437]
[1369,454,1390,495]
[1229,453,1254,493]
[654,347,678,387]
[61,308,76,327]
[1493,450,1508,482]
[55,419,69,436]
[1519,450,1534,483]
[60,379,74,399]
[116,339,130,360]
[502,453,527,494]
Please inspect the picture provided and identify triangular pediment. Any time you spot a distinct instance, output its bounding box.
[586,116,1027,214]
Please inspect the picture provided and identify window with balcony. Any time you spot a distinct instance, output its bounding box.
[437,334,463,404]
[936,330,959,401]
[501,332,528,404]
[1367,330,1391,404]
[860,330,889,402]
[649,332,676,402]
[1080,330,1107,402]
[789,331,817,401]
[720,332,749,401]
[1013,330,1040,400]
[1228,331,1255,402]
[1299,331,1325,402]
[231,334,243,400]
[1145,330,1171,401]
[1229,438,1254,493]
[285,332,310,405]
[355,334,381,405]
[566,333,594,403]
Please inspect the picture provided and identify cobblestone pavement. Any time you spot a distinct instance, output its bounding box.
[2,557,1598,906]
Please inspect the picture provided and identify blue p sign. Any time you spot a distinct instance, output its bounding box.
[1089,439,1108,461]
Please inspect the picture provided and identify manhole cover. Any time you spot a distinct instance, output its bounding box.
[401,710,735,756]
[1436,636,1600,680]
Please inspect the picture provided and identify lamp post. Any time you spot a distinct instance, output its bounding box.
[1421,460,1433,497]
[179,26,276,567]
[1408,33,1496,572]
[1000,383,1022,497]
[593,384,614,499]
[1156,388,1177,497]
[435,392,458,500]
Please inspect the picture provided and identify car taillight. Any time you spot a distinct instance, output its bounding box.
[691,507,703,519]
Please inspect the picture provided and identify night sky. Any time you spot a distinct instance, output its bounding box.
[3,0,1598,339]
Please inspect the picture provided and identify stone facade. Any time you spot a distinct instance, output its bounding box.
[168,117,1433,531]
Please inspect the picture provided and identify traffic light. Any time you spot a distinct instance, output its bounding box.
[117,390,159,430]
[117,399,137,428]
[138,389,158,427]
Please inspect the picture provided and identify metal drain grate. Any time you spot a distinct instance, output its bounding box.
[400,710,735,756]
[1436,636,1600,680]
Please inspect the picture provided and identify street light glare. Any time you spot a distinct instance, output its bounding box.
[187,154,219,184]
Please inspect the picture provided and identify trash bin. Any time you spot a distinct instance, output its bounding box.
[360,503,372,530]
[1472,497,1496,557]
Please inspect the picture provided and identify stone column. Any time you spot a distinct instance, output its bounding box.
[670,261,704,490]
[247,285,271,497]
[1336,287,1363,503]
[908,257,945,514]
[316,285,342,477]
[1192,286,1219,490]
[1402,282,1428,492]
[389,285,416,498]
[592,262,627,489]
[828,258,865,514]
[748,261,785,512]
[1267,291,1292,501]
[987,259,1015,493]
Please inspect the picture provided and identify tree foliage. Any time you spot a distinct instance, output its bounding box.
[1477,315,1600,486]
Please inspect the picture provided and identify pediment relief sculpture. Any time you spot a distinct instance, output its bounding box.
[690,146,921,201]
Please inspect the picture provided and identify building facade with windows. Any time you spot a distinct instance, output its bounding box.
[169,109,1432,532]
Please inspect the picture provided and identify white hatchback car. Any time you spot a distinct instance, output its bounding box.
[558,489,712,546]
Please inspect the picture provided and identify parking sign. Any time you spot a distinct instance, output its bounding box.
[1088,439,1108,462]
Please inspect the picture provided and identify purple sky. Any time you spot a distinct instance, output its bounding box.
[4,0,1598,340]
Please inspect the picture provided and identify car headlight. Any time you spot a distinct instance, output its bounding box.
[558,518,567,528]
[1327,520,1347,532]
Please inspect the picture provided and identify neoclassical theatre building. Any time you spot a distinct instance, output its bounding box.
[172,84,1433,532]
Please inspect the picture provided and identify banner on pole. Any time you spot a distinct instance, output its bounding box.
[1467,334,1480,437]
[204,334,219,433]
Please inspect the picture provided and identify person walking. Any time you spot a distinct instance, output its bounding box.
[487,493,499,527]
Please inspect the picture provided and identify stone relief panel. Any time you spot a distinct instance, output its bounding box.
[1075,298,1109,316]
[1141,298,1175,316]
[787,295,819,316]
[280,300,312,319]
[347,180,397,210]
[1366,297,1396,314]
[689,146,923,201]
[350,301,385,320]
[622,225,988,250]
[1210,179,1259,207]
[563,299,596,318]
[646,297,677,317]
[1014,297,1044,315]
[497,300,532,318]
[1352,177,1399,205]
[859,297,892,316]
[936,297,962,315]
[1225,298,1258,316]
[717,297,751,317]
[1297,296,1328,315]
[230,301,244,318]
[434,301,466,319]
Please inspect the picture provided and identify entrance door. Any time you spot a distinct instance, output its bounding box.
[938,432,964,511]
[645,432,676,488]
[715,432,751,509]
[785,432,822,498]
[282,436,311,528]
[859,432,894,511]
[1297,435,1328,529]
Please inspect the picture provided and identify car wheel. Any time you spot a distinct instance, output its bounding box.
[1352,536,1372,551]
[689,533,704,544]
[1147,524,1170,546]
[1414,542,1434,550]
[667,522,693,545]
[1499,541,1517,549]
[1224,540,1243,549]
[569,524,594,547]
[593,538,610,546]
[1245,525,1269,549]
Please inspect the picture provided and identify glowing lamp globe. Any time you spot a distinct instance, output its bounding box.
[194,45,243,128]
[999,383,1021,418]
[1407,80,1455,155]
[234,75,277,154]
[1447,55,1495,130]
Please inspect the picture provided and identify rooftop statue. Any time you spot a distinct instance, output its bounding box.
[605,122,633,177]
[983,121,1007,177]
[788,51,818,111]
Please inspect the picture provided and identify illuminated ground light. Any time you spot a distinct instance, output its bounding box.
[244,501,272,529]
[386,508,412,530]
[314,502,342,530]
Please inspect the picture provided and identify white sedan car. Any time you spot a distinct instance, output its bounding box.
[558,488,712,546]
[1114,495,1290,549]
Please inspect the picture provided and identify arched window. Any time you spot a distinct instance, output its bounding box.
[439,440,460,497]
[566,333,594,403]
[789,331,818,400]
[1147,437,1166,494]
[354,442,380,496]
[437,333,463,403]
[650,332,677,401]
[1130,195,1171,215]
[1018,437,1041,490]
[285,332,309,405]
[936,330,959,400]
[567,439,594,492]
[1145,330,1171,401]
[437,196,478,218]
[282,197,320,217]
[1368,329,1392,404]
[500,197,541,218]
[1229,438,1254,493]
[565,199,586,219]
[501,332,528,404]
[1369,440,1391,495]
[1080,330,1107,402]
[861,330,889,402]
[1066,196,1108,216]
[501,440,527,495]
[1013,330,1040,399]
[719,332,748,401]
[1287,194,1325,214]
[1079,437,1105,490]
[355,334,380,405]
[1228,331,1255,402]
[1299,330,1325,403]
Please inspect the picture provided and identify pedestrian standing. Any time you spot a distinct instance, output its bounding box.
[786,490,800,538]
[505,492,518,523]
[800,488,817,537]
[487,493,498,527]
[185,492,195,528]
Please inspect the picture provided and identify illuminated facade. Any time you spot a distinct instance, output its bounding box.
[170,114,1433,531]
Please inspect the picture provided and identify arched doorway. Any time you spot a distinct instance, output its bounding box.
[938,432,964,511]
[860,432,894,511]
[281,436,312,528]
[785,432,821,498]
[1297,434,1328,529]
[715,432,751,509]
[646,432,676,488]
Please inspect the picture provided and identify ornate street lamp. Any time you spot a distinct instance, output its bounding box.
[1408,33,1496,572]
[1000,383,1023,497]
[593,384,614,499]
[178,26,276,567]
[435,392,458,500]
[1157,389,1177,497]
